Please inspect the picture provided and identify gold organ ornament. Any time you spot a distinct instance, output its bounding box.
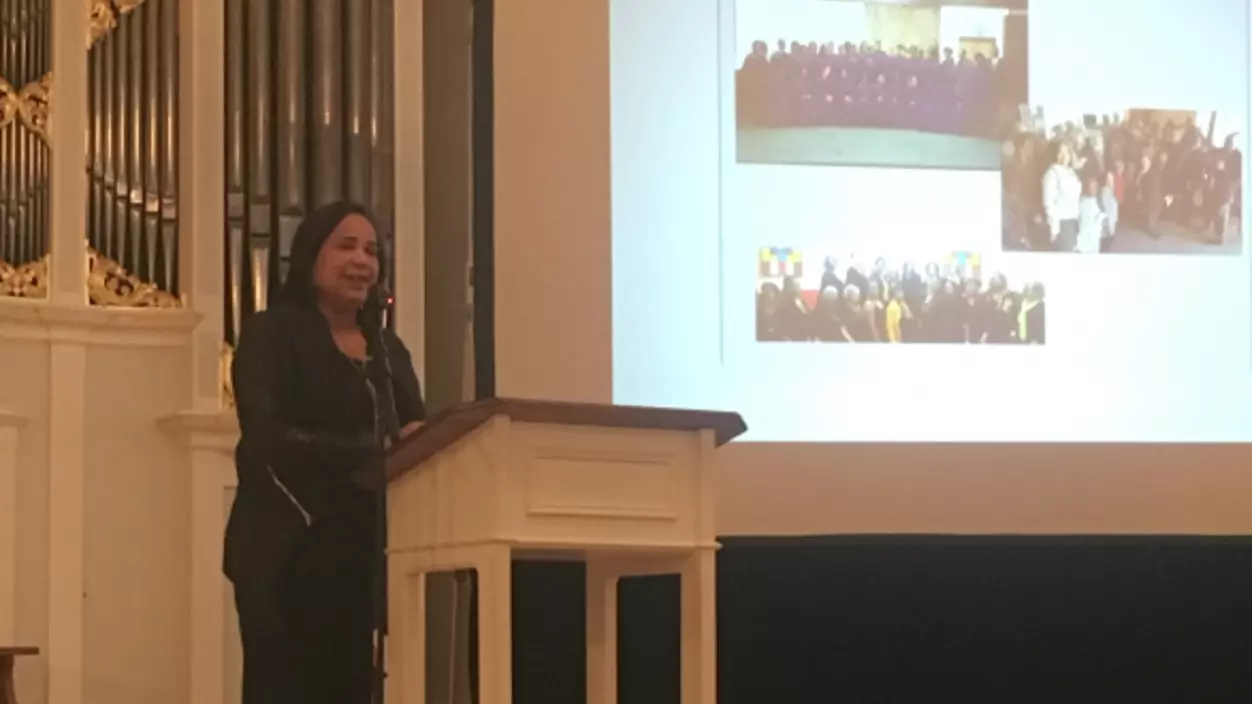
[220,343,237,409]
[0,258,49,299]
[1,246,183,307]
[87,246,181,308]
[0,74,51,144]
[89,0,149,47]
[0,79,16,130]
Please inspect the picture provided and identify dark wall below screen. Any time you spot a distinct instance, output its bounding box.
[510,536,1252,704]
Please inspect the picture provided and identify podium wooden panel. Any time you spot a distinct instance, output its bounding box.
[384,398,745,704]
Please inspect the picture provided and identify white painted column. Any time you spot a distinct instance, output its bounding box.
[179,0,227,412]
[174,2,234,701]
[159,413,239,704]
[48,0,88,305]
[45,337,87,704]
[46,5,91,703]
[0,407,26,645]
[393,0,426,380]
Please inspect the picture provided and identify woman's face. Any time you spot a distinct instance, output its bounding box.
[313,213,380,309]
[1056,143,1072,166]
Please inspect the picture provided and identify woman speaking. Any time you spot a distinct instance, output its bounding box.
[224,201,426,703]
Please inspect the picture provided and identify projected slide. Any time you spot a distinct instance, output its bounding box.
[756,249,1046,344]
[609,0,1252,442]
[1003,111,1243,255]
[735,0,1027,171]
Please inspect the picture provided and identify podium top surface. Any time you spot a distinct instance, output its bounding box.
[386,398,746,481]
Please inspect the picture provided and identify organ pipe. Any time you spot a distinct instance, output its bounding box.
[82,0,180,299]
[310,0,345,206]
[223,0,396,344]
[0,0,50,279]
[275,0,307,264]
[225,0,246,340]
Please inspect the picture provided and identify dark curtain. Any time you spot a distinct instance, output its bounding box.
[510,537,1252,704]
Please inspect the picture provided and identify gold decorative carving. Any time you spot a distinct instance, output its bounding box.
[221,343,236,409]
[0,78,16,131]
[89,0,149,47]
[17,74,50,142]
[0,73,52,143]
[87,246,182,308]
[88,0,118,46]
[0,256,49,299]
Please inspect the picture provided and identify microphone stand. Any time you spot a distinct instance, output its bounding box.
[364,299,401,704]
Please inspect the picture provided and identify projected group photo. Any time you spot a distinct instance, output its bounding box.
[757,248,1046,344]
[734,0,1028,171]
[1002,109,1243,255]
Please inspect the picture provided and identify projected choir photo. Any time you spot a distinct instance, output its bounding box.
[734,0,1029,170]
[757,248,1046,344]
[1002,109,1243,254]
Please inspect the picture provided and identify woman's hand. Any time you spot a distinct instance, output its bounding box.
[382,422,424,451]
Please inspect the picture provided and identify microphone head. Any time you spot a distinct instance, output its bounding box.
[369,284,394,309]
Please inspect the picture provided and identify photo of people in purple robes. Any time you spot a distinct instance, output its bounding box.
[734,0,1028,171]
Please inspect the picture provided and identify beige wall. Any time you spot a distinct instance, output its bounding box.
[0,315,198,704]
[82,346,191,704]
[0,338,50,704]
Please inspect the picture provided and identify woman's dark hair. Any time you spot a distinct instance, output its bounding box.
[1045,138,1068,166]
[277,200,385,308]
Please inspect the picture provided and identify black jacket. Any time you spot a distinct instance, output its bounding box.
[223,304,425,585]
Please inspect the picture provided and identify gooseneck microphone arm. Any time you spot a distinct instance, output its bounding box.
[363,286,401,704]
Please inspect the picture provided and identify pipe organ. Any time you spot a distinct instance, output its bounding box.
[0,0,400,405]
[0,0,50,298]
[87,0,181,303]
[224,0,397,345]
[1,0,182,305]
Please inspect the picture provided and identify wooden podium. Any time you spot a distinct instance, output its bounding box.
[383,398,745,704]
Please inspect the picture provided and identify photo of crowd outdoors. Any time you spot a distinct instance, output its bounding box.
[757,248,1046,344]
[734,0,1029,170]
[1002,108,1243,254]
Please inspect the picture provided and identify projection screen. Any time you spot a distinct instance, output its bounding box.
[492,0,1252,534]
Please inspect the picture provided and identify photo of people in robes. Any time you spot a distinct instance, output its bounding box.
[757,248,1046,344]
[734,0,1028,170]
[1002,110,1243,254]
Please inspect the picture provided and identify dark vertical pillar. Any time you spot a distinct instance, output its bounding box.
[423,0,474,414]
[471,0,495,399]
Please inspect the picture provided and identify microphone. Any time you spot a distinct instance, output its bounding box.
[366,284,394,313]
